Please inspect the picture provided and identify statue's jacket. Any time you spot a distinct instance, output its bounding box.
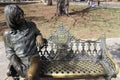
[3,22,40,60]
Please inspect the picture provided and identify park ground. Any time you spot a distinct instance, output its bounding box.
[0,2,120,80]
[0,2,120,40]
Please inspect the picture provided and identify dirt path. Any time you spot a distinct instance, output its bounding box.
[0,38,120,80]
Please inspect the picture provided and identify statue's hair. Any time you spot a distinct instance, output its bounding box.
[4,4,24,29]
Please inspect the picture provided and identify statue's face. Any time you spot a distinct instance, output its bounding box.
[4,5,25,29]
[14,11,25,26]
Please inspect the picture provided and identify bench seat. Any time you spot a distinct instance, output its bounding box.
[40,60,108,78]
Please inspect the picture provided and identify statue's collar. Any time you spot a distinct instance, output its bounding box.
[9,29,17,35]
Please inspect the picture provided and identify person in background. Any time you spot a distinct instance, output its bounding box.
[87,0,95,7]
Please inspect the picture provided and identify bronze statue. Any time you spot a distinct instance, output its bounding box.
[3,4,43,80]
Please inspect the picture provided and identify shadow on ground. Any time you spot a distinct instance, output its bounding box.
[69,7,99,17]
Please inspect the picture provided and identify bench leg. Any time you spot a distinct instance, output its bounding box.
[105,76,111,80]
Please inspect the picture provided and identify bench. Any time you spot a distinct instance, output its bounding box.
[39,25,119,80]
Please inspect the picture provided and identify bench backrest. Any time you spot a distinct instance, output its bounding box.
[40,25,106,61]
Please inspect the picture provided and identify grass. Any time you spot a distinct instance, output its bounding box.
[0,3,120,41]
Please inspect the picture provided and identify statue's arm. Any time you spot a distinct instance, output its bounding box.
[3,31,15,60]
[35,26,44,50]
[32,22,44,50]
[36,35,44,52]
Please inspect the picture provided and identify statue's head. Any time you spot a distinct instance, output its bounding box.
[4,5,25,30]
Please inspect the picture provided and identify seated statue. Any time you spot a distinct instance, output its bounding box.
[3,4,43,80]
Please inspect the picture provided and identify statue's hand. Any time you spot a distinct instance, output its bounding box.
[36,35,44,51]
[10,55,24,75]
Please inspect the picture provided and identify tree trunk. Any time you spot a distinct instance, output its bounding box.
[47,0,53,6]
[56,0,69,16]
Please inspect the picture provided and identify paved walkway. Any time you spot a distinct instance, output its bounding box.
[70,2,120,8]
[0,1,120,8]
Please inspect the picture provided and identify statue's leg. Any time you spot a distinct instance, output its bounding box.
[7,64,20,80]
[26,55,40,80]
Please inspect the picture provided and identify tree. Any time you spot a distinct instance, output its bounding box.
[56,0,69,16]
[47,0,53,6]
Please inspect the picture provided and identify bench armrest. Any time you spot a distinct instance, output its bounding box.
[100,36,119,77]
